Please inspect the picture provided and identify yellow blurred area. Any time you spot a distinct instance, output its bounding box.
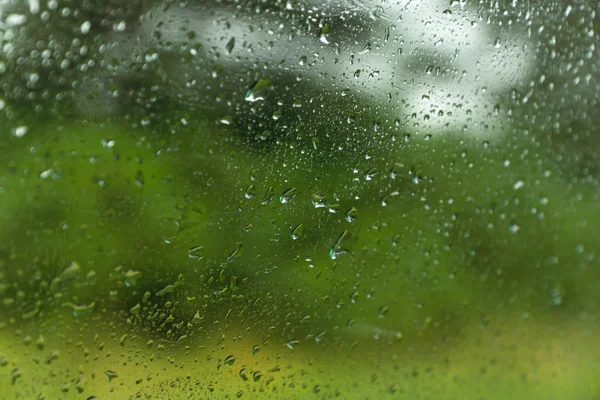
[1,311,598,400]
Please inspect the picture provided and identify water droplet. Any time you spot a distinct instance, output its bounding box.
[245,78,272,102]
[155,276,182,297]
[101,138,115,148]
[359,42,371,54]
[291,224,303,240]
[218,116,233,125]
[345,207,358,223]
[239,368,248,380]
[11,368,22,384]
[36,335,45,350]
[365,168,379,181]
[280,188,298,203]
[319,25,331,44]
[44,350,59,365]
[134,170,144,186]
[104,370,118,382]
[239,184,255,200]
[6,14,27,27]
[252,371,262,381]
[144,52,159,63]
[226,37,235,54]
[330,230,350,259]
[130,303,141,315]
[509,223,520,234]
[223,355,236,366]
[551,286,564,306]
[285,339,299,349]
[378,306,389,318]
[564,5,572,17]
[260,186,276,204]
[65,301,96,317]
[113,20,126,32]
[312,193,329,209]
[12,126,28,137]
[124,270,141,286]
[252,344,260,355]
[80,21,91,34]
[227,242,243,263]
[188,245,204,260]
[513,180,525,190]
[59,262,80,281]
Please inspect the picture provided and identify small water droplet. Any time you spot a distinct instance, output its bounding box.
[513,180,525,190]
[124,270,141,286]
[11,368,22,384]
[134,170,144,186]
[285,339,299,349]
[113,20,126,32]
[509,223,520,234]
[378,306,389,318]
[65,301,96,317]
[551,286,564,306]
[219,116,233,125]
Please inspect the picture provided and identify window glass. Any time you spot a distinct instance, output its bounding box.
[1,1,598,399]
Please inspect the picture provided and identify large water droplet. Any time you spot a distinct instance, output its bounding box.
[345,207,358,223]
[245,78,272,102]
[280,188,298,203]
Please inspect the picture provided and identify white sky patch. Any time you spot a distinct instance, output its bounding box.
[125,0,533,138]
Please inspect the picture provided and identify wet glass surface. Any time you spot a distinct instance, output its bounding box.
[0,1,599,399]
